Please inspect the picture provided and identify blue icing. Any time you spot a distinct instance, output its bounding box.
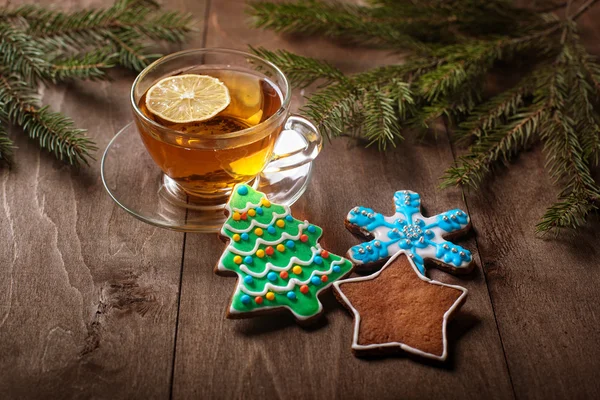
[346,190,472,276]
[350,240,389,264]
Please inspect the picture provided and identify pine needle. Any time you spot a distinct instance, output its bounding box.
[252,0,600,234]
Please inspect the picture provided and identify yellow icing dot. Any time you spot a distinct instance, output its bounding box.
[232,212,241,221]
[232,234,241,242]
[276,219,285,228]
[234,255,243,264]
[261,199,271,207]
[254,227,263,236]
[256,249,265,258]
[266,292,275,301]
[276,244,285,252]
[248,209,256,217]
[292,265,302,274]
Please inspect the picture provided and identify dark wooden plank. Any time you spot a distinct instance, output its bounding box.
[460,8,600,399]
[0,0,207,398]
[171,1,513,398]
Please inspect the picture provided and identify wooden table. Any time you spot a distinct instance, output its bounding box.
[1,1,599,399]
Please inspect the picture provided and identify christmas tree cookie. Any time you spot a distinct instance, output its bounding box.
[216,184,354,324]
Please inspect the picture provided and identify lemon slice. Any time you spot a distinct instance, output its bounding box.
[145,74,231,123]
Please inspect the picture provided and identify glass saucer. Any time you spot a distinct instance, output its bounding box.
[101,122,313,232]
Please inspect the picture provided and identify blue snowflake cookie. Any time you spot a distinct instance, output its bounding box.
[345,190,475,276]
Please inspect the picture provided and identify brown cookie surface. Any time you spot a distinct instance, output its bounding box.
[333,251,467,360]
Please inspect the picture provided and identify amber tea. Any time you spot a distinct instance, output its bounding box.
[135,68,283,197]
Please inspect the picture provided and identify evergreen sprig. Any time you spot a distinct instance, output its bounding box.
[250,0,600,234]
[0,0,193,166]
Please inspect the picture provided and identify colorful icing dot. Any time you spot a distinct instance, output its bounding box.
[276,219,285,228]
[232,234,241,242]
[286,240,295,249]
[254,227,263,236]
[256,249,265,258]
[285,215,293,222]
[311,276,322,285]
[277,244,285,252]
[314,256,323,265]
[300,234,308,242]
[266,292,275,301]
[300,285,309,294]
[265,246,274,256]
[240,212,248,220]
[292,265,302,274]
[321,275,328,283]
[248,209,256,217]
[307,225,316,233]
[267,272,277,281]
[261,198,271,207]
[237,185,249,195]
[244,256,253,264]
[256,207,263,215]
[255,296,263,304]
[232,212,241,221]
[234,255,243,264]
[267,225,276,234]
[321,250,329,258]
[244,275,254,284]
[287,291,296,300]
[332,265,341,273]
[241,233,249,240]
[241,294,251,304]
[280,271,289,279]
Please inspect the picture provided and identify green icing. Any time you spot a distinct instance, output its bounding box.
[231,259,354,318]
[221,236,317,273]
[227,184,264,209]
[220,184,355,319]
[224,202,287,232]
[222,217,323,253]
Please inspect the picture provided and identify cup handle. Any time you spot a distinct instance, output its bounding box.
[262,115,323,173]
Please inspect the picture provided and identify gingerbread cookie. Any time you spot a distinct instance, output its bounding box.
[345,190,474,275]
[216,184,354,324]
[333,251,468,360]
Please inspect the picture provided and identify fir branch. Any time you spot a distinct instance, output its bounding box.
[456,74,535,144]
[50,48,118,82]
[105,30,159,71]
[248,1,425,50]
[0,71,96,165]
[302,82,362,138]
[21,0,192,68]
[0,24,51,83]
[363,85,403,149]
[254,0,600,233]
[441,104,546,189]
[0,122,15,165]
[536,192,599,233]
[250,46,346,88]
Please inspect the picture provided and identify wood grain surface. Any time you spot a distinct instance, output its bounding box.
[1,1,599,399]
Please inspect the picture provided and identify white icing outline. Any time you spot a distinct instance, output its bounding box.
[237,258,347,296]
[222,221,310,256]
[333,250,468,361]
[237,246,322,277]
[346,190,472,270]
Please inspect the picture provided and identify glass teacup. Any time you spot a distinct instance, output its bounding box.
[131,48,321,207]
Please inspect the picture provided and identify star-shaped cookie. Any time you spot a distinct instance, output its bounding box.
[333,251,468,361]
